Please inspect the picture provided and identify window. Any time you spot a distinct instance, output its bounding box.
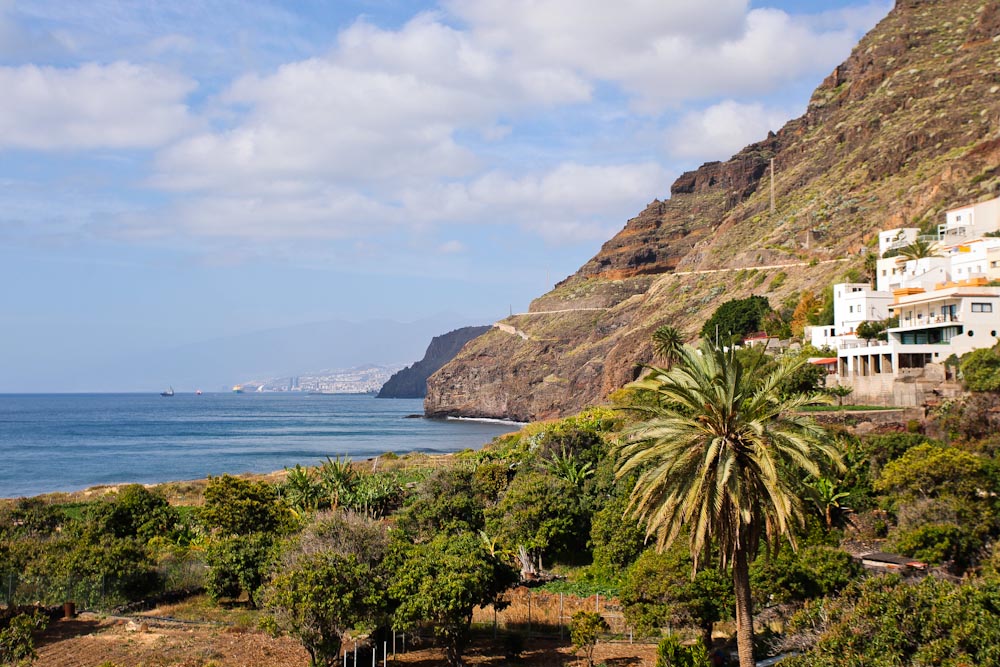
[849,306,854,313]
[971,302,993,313]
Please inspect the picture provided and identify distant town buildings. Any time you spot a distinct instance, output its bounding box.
[809,195,1000,405]
[235,364,403,394]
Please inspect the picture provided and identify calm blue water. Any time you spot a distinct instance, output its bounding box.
[0,393,519,498]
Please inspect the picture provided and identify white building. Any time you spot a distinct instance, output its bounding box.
[948,237,1000,283]
[834,283,893,333]
[837,281,1000,378]
[878,227,919,257]
[813,283,894,349]
[938,197,1000,243]
[827,196,1000,403]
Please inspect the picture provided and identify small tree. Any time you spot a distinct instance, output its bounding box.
[700,295,772,346]
[264,552,382,667]
[85,484,180,542]
[854,320,883,343]
[827,384,853,407]
[485,471,583,575]
[390,533,518,667]
[570,611,609,667]
[200,475,289,536]
[205,534,276,608]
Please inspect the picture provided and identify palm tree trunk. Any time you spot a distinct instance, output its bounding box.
[732,547,755,667]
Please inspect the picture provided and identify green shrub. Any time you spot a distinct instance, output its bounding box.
[960,347,1000,391]
[0,610,48,666]
[655,634,709,667]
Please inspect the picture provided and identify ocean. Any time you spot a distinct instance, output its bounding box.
[0,393,520,498]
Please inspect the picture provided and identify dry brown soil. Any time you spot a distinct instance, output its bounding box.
[35,613,657,667]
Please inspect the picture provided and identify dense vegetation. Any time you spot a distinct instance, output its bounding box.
[4,342,1000,665]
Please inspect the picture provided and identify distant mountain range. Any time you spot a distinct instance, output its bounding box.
[62,314,490,393]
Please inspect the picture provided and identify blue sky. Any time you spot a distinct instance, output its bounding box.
[0,0,892,391]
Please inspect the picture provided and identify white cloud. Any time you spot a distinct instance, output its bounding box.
[0,62,197,150]
[438,240,465,254]
[399,162,671,243]
[447,0,885,111]
[665,100,793,161]
[151,15,590,194]
[0,1,891,260]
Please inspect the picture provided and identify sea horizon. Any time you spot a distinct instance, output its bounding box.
[0,393,518,499]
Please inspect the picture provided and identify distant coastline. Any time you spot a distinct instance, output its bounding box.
[0,393,519,499]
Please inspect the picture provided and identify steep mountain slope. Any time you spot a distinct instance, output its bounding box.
[377,326,490,398]
[426,0,1000,421]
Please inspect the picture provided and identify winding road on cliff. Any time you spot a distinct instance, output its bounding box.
[491,256,852,341]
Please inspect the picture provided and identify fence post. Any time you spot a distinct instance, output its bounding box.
[527,592,532,637]
[393,630,396,657]
[595,593,599,613]
[559,593,564,641]
[383,641,387,667]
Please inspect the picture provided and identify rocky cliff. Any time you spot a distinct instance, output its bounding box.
[426,0,1000,421]
[377,326,490,398]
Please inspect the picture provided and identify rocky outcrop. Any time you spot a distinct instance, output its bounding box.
[377,326,490,398]
[427,0,1000,421]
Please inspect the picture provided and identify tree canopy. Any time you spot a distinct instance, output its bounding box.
[700,295,772,345]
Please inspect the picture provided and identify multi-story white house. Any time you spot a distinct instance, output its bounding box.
[938,197,1000,243]
[827,196,1000,395]
[838,280,1000,378]
[810,283,893,348]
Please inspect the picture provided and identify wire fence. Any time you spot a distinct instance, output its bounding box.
[471,587,657,644]
[0,559,207,612]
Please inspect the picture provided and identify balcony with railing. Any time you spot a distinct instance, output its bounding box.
[883,234,942,254]
[894,313,960,330]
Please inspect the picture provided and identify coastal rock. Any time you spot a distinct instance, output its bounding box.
[426,0,1000,421]
[377,326,490,399]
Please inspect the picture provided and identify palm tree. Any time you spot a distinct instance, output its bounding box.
[808,477,852,529]
[615,342,841,667]
[319,456,356,509]
[898,238,940,261]
[863,251,878,288]
[651,325,684,368]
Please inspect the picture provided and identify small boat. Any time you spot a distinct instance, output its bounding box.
[195,389,203,396]
[160,386,175,397]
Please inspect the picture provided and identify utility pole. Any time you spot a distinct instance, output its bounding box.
[770,157,776,215]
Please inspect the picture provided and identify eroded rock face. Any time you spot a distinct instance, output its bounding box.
[378,326,490,398]
[427,0,1000,421]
